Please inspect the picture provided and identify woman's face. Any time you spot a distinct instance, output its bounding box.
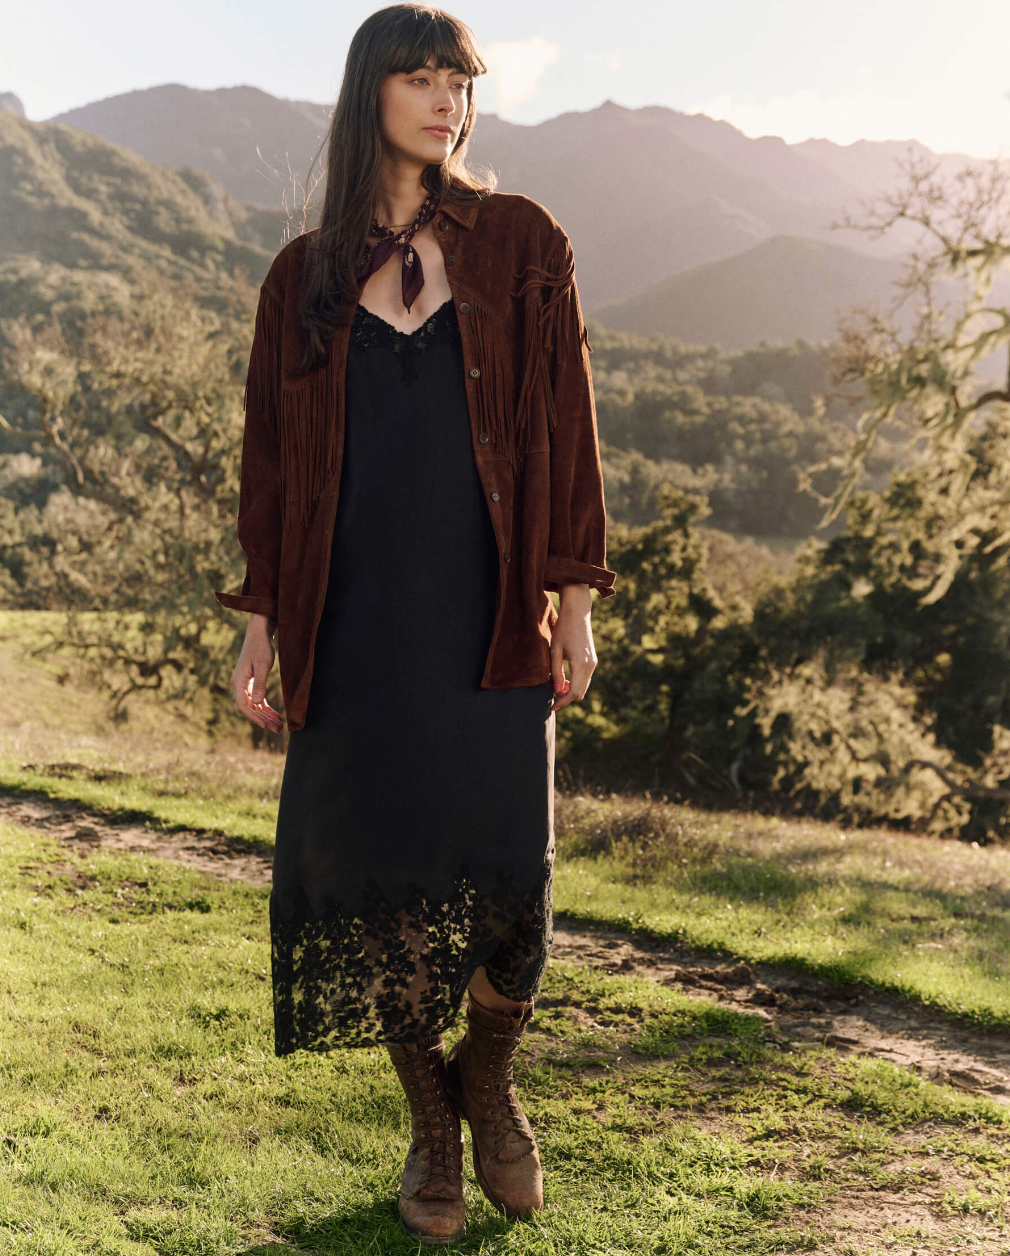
[377,58,471,167]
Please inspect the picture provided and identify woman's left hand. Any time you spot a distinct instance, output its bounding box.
[550,583,597,711]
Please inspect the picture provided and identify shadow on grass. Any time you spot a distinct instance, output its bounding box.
[253,1194,522,1254]
[687,856,811,903]
[235,1246,303,1255]
[605,838,1010,932]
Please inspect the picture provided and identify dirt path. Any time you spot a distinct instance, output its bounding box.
[548,926,1010,1104]
[1,791,273,887]
[6,788,1010,1108]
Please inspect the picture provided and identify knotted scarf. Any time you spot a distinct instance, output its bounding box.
[354,191,440,313]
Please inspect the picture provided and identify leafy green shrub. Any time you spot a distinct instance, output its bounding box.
[740,657,970,832]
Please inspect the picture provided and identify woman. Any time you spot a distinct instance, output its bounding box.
[216,4,616,1245]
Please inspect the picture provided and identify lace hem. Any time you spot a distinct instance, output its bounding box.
[270,851,554,1054]
[349,298,461,385]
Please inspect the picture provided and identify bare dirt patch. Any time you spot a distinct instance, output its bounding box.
[0,789,271,886]
[549,924,1010,1107]
[798,1193,1005,1256]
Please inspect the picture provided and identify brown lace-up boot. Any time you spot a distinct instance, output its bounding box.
[385,1036,466,1245]
[443,991,543,1217]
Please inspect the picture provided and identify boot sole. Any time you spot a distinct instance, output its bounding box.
[399,1215,466,1245]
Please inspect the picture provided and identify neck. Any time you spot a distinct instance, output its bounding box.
[374,159,429,230]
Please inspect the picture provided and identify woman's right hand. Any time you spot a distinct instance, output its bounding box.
[231,613,284,733]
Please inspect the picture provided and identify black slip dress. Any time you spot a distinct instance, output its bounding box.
[269,296,556,1055]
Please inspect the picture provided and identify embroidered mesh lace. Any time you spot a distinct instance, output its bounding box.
[270,852,554,1054]
[350,297,459,385]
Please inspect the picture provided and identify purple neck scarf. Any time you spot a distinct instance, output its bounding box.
[355,191,440,313]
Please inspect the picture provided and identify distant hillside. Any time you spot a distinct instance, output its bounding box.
[24,84,1007,350]
[466,103,879,311]
[49,86,872,310]
[50,84,331,210]
[792,135,1001,197]
[591,235,909,350]
[0,112,277,326]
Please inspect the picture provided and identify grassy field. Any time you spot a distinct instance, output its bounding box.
[552,796,1010,1032]
[0,610,283,845]
[8,609,1010,1033]
[7,611,1010,1251]
[5,816,1010,1255]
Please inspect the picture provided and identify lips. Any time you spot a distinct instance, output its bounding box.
[425,127,452,138]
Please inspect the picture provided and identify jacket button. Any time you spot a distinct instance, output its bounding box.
[469,367,480,378]
[446,255,456,265]
[438,219,448,230]
[490,491,500,502]
[460,302,471,313]
[504,551,511,562]
[479,431,489,443]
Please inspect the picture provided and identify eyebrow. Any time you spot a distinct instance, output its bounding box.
[409,64,471,77]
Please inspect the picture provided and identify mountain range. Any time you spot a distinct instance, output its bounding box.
[0,111,276,329]
[0,83,1000,349]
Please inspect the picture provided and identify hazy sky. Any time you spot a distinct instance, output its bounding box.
[7,0,1010,158]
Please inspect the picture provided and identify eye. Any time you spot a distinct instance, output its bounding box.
[409,75,470,90]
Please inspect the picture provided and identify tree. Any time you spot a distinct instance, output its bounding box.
[740,656,970,833]
[731,155,1010,833]
[0,279,267,734]
[568,484,744,785]
[808,152,1010,604]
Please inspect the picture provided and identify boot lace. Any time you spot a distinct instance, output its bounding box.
[480,1032,529,1135]
[395,1044,463,1189]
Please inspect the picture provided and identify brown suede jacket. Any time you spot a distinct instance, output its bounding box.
[214,191,617,731]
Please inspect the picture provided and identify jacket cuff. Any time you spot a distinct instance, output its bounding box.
[544,555,617,598]
[214,590,279,617]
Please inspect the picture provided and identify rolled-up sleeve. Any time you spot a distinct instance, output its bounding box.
[214,286,283,617]
[543,234,617,599]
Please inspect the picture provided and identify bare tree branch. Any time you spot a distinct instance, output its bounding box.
[905,758,1010,804]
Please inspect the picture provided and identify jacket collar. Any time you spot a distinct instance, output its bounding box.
[436,197,482,230]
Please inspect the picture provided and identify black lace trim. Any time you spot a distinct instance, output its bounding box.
[350,298,461,385]
[269,851,554,1054]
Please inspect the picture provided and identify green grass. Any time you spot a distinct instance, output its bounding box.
[10,610,1010,1248]
[0,762,278,849]
[4,817,1010,1254]
[552,795,1010,1031]
[12,741,1010,1037]
[9,609,1010,1037]
[0,609,284,845]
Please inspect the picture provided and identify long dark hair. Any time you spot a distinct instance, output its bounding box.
[293,5,496,375]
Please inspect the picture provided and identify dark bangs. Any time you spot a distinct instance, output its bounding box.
[385,10,486,81]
